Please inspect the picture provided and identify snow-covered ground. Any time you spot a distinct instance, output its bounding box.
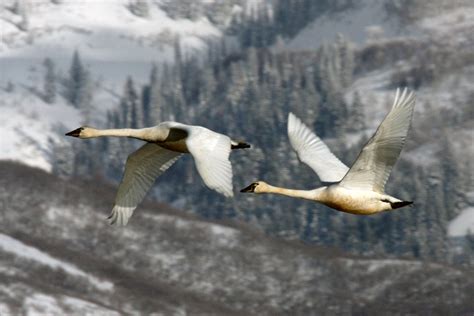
[0,233,113,291]
[22,293,120,316]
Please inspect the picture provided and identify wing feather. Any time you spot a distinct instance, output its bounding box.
[339,88,416,192]
[109,143,182,226]
[185,127,234,198]
[288,112,349,182]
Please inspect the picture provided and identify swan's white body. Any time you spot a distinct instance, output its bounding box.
[241,88,416,215]
[66,121,249,225]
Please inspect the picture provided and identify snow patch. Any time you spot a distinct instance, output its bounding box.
[0,233,113,291]
[0,303,11,315]
[419,7,474,36]
[61,296,120,315]
[0,87,81,171]
[448,207,474,237]
[287,0,414,50]
[209,223,239,247]
[24,293,63,316]
[210,224,238,238]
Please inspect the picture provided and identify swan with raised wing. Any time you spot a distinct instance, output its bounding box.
[66,122,250,225]
[241,88,415,215]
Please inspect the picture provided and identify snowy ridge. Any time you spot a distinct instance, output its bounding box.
[1,0,221,60]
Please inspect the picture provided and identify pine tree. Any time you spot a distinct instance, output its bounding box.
[147,64,161,126]
[348,91,366,132]
[65,50,91,109]
[120,76,139,128]
[50,140,75,178]
[440,134,461,219]
[42,57,56,104]
[129,0,149,18]
[336,33,355,88]
[5,81,14,93]
[13,0,29,31]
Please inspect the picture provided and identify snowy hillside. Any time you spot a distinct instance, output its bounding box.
[0,0,245,171]
[1,0,223,63]
[0,88,80,170]
[1,161,473,315]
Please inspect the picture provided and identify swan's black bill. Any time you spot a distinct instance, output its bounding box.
[240,183,257,193]
[231,142,251,150]
[391,201,414,209]
[65,127,83,137]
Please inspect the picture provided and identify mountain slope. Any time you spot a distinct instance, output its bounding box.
[0,0,244,171]
[0,161,473,315]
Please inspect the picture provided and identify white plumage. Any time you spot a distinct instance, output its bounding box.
[340,88,416,192]
[66,122,249,226]
[242,88,416,215]
[288,112,349,182]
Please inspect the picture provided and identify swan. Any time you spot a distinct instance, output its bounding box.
[241,88,416,215]
[65,122,250,225]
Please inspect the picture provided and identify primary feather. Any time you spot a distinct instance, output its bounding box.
[108,143,182,226]
[339,88,416,192]
[288,112,349,182]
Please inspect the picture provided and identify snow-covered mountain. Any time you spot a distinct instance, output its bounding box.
[1,161,473,315]
[0,0,245,171]
[1,2,474,312]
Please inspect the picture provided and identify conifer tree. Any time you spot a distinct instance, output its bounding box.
[65,50,91,109]
[120,76,139,128]
[348,91,366,132]
[129,0,149,18]
[43,57,56,104]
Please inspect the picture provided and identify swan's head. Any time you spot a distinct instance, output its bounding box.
[240,181,268,193]
[65,126,96,139]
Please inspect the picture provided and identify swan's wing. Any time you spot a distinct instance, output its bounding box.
[339,88,416,193]
[185,126,234,197]
[288,112,349,182]
[109,143,182,226]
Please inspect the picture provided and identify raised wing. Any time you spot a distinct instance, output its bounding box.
[339,88,416,193]
[288,112,349,182]
[185,126,234,198]
[109,143,182,226]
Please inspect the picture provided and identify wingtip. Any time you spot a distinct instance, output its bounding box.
[393,87,416,108]
[287,112,300,132]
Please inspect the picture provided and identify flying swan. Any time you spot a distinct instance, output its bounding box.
[241,88,416,215]
[66,122,250,225]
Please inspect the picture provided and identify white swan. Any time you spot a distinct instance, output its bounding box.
[66,122,250,225]
[241,88,416,215]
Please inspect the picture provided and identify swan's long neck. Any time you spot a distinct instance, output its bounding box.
[262,184,326,202]
[88,128,158,142]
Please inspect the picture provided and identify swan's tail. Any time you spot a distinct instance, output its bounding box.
[231,140,251,150]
